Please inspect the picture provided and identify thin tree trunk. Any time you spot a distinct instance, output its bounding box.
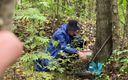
[54,0,59,18]
[0,0,15,30]
[112,0,120,49]
[75,0,82,17]
[16,0,21,5]
[62,0,66,13]
[124,0,128,49]
[125,0,128,37]
[94,0,112,62]
[88,0,91,20]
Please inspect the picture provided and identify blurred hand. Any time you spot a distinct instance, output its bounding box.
[0,30,23,76]
[78,51,87,62]
[78,50,92,62]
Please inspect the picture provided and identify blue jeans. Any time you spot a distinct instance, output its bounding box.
[34,59,50,71]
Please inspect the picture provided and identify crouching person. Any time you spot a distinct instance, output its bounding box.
[34,20,87,71]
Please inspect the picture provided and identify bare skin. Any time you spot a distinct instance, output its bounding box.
[68,29,78,36]
[0,30,23,77]
[78,50,92,62]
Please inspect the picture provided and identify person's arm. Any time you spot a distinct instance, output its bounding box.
[0,30,23,76]
[57,34,77,54]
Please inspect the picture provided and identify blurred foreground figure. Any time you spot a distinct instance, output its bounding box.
[0,30,23,77]
[0,0,23,77]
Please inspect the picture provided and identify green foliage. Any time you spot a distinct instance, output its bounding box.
[15,8,46,22]
[112,50,128,73]
[12,5,83,79]
[51,39,59,47]
[4,0,128,79]
[96,50,128,80]
[118,0,127,34]
[12,6,57,79]
[96,74,110,80]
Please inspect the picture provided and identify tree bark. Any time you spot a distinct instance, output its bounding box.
[75,0,82,17]
[54,0,59,18]
[112,0,120,49]
[88,0,91,20]
[16,0,22,5]
[124,0,128,49]
[0,0,15,30]
[125,0,128,35]
[94,0,113,62]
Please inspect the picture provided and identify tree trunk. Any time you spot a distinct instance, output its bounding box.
[54,0,59,18]
[62,0,66,13]
[94,0,112,62]
[124,0,128,49]
[75,0,82,17]
[125,0,128,35]
[88,0,91,20]
[112,0,120,49]
[16,0,22,5]
[0,0,15,30]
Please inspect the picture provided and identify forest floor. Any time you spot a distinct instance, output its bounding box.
[3,16,128,80]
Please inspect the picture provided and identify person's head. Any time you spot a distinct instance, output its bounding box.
[67,20,80,36]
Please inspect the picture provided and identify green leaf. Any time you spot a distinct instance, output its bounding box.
[51,40,59,47]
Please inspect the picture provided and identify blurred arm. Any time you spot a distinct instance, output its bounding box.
[0,30,23,76]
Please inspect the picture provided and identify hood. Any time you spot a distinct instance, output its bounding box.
[59,24,68,32]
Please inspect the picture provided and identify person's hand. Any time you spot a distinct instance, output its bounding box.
[0,30,23,76]
[78,51,87,62]
[78,50,92,62]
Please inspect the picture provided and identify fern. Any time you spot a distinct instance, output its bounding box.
[15,8,46,22]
